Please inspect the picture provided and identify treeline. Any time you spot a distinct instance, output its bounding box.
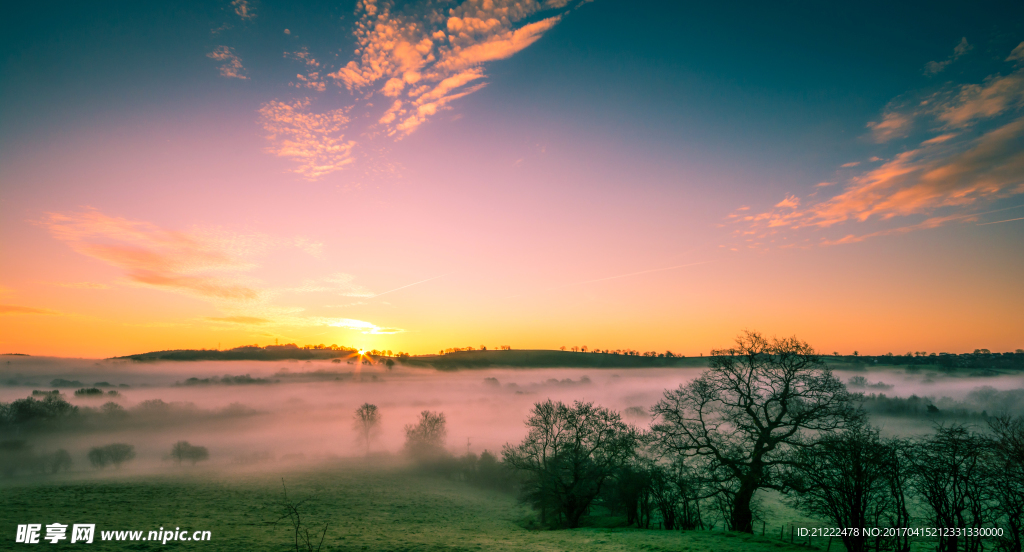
[0,394,259,437]
[402,349,706,370]
[1,440,213,477]
[118,345,412,362]
[178,374,276,385]
[831,350,1024,372]
[856,387,1024,418]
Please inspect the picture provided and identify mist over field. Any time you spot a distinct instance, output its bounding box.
[3,355,1023,474]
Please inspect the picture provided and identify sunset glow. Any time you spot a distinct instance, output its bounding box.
[1,1,1022,357]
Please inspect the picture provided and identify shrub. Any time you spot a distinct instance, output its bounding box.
[88,443,135,469]
[170,441,210,465]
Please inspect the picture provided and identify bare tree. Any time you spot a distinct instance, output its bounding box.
[786,423,910,552]
[503,400,639,528]
[403,411,447,461]
[909,425,988,552]
[987,415,1024,552]
[650,331,860,533]
[271,479,328,552]
[353,403,381,455]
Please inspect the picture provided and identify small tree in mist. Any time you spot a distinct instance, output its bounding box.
[353,403,381,455]
[650,331,861,533]
[403,411,447,461]
[785,423,911,552]
[39,449,72,474]
[88,443,135,469]
[503,400,639,528]
[171,441,210,465]
[0,440,33,477]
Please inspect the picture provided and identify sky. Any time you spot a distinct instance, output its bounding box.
[1,0,1023,358]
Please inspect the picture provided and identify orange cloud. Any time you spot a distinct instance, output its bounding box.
[258,99,356,179]
[42,209,264,301]
[232,0,255,20]
[287,48,326,92]
[328,0,580,136]
[207,46,248,79]
[810,118,1024,226]
[731,47,1024,246]
[866,110,912,143]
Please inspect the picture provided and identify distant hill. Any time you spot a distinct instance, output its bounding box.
[116,347,708,369]
[401,350,707,370]
[116,348,349,362]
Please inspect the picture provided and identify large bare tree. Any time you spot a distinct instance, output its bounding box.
[650,331,860,533]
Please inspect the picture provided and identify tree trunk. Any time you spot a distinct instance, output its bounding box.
[731,481,757,533]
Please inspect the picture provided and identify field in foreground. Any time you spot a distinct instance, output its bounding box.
[1,460,821,552]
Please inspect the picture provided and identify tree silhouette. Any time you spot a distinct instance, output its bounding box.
[403,411,447,461]
[908,425,988,552]
[353,403,381,455]
[650,331,860,533]
[503,400,639,528]
[786,423,910,552]
[171,441,210,465]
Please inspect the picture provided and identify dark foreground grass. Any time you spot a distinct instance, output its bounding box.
[0,460,820,552]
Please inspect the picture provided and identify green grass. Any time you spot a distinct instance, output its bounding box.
[1,461,823,551]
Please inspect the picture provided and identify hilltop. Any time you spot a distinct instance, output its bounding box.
[116,346,708,369]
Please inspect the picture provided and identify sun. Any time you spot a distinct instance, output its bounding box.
[358,349,365,355]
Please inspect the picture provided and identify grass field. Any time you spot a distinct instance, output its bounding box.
[1,460,826,551]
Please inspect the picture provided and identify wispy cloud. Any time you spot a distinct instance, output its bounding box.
[205,315,271,324]
[977,216,1024,226]
[924,37,971,75]
[55,282,111,289]
[293,237,324,257]
[42,208,265,301]
[231,0,255,20]
[731,43,1024,246]
[320,317,403,334]
[866,110,913,143]
[223,0,593,179]
[289,273,375,297]
[287,48,327,92]
[1008,42,1024,63]
[0,305,59,315]
[207,46,248,79]
[258,99,356,179]
[328,0,580,136]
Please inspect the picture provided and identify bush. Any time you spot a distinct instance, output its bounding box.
[40,449,72,474]
[404,411,448,463]
[0,394,78,426]
[170,441,210,465]
[88,443,135,469]
[74,388,104,397]
[0,440,33,478]
[101,402,128,419]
